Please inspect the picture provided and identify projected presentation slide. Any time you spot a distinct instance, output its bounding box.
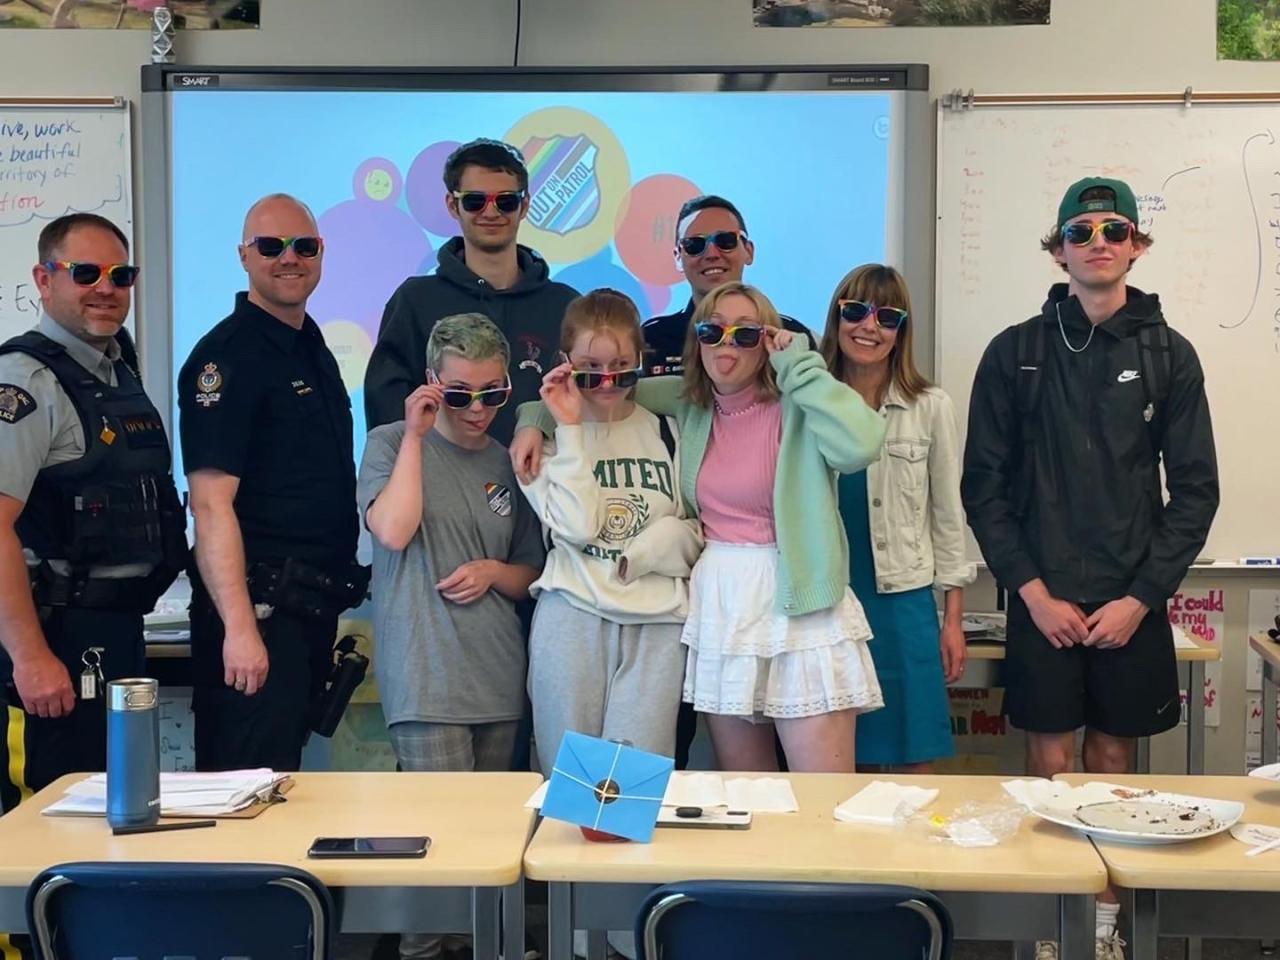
[169,89,895,470]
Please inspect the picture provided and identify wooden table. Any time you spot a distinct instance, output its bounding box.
[0,771,541,959]
[956,637,1221,774]
[524,773,1107,960]
[1055,774,1280,960]
[1250,633,1280,766]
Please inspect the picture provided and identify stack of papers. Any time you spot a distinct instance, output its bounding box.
[43,769,290,818]
[526,772,800,814]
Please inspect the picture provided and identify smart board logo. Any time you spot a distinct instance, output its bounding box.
[176,74,219,88]
[522,134,601,236]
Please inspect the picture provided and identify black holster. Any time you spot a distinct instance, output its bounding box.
[310,634,369,737]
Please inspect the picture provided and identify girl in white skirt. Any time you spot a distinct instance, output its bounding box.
[514,281,887,772]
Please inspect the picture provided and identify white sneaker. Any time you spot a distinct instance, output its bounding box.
[1096,932,1126,960]
[1035,942,1060,960]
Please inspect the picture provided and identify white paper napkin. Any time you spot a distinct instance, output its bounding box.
[1248,762,1280,782]
[662,772,728,808]
[724,777,799,813]
[834,780,939,826]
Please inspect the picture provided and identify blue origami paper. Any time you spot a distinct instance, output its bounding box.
[541,731,674,843]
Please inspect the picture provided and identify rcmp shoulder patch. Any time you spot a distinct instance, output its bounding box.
[0,384,37,425]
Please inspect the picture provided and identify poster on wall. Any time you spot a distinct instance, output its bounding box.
[1218,0,1280,60]
[0,0,258,29]
[1247,590,1280,691]
[1167,588,1224,728]
[942,686,1024,775]
[752,0,1050,28]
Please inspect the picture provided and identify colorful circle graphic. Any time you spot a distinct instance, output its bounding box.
[310,198,432,342]
[614,174,702,286]
[505,108,630,264]
[320,320,374,392]
[552,248,651,321]
[405,140,463,237]
[352,157,402,204]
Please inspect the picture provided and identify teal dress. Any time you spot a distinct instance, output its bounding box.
[839,469,955,765]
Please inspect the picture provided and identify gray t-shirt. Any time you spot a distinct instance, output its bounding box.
[357,423,545,726]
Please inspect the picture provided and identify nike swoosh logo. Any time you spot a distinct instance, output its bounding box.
[1157,699,1175,714]
[1117,370,1141,383]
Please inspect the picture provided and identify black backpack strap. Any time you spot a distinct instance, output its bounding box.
[657,414,676,460]
[1014,319,1047,443]
[1136,324,1173,458]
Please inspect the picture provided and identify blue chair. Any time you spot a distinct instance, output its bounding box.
[25,862,334,960]
[635,880,952,960]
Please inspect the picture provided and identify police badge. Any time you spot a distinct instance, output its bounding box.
[196,362,223,408]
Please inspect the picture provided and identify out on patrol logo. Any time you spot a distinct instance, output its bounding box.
[523,134,600,236]
[505,107,630,263]
[599,494,648,544]
[196,363,222,408]
[485,482,513,518]
[0,384,36,425]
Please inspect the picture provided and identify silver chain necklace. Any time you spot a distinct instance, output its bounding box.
[1056,301,1095,353]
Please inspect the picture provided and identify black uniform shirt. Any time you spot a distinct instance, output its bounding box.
[177,292,358,569]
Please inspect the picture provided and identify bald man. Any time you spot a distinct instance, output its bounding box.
[178,194,363,771]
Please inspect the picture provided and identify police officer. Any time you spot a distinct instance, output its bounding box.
[641,194,814,377]
[0,213,186,811]
[178,193,362,773]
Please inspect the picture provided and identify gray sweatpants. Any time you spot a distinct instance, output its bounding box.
[529,590,685,777]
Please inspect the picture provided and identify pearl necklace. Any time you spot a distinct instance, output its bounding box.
[714,398,762,418]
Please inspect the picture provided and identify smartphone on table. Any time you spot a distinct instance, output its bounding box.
[307,836,430,858]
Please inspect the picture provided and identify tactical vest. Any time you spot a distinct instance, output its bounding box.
[0,330,188,612]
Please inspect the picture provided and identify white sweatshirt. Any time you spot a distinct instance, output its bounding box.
[518,407,702,624]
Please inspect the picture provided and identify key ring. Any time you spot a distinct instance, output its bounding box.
[81,647,103,670]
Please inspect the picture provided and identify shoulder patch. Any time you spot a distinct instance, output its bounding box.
[0,384,37,424]
[194,362,223,407]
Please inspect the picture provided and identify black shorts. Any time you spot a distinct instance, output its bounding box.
[1003,595,1180,738]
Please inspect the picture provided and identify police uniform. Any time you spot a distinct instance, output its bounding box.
[0,314,187,813]
[641,298,816,376]
[178,292,360,773]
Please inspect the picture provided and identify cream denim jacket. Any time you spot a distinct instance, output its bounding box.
[863,383,976,594]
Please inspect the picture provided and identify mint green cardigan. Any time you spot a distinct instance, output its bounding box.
[516,338,887,616]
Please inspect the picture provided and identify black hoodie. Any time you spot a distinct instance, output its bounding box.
[363,237,579,444]
[961,284,1219,610]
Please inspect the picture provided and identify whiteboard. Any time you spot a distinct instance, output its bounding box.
[0,101,133,341]
[936,100,1280,564]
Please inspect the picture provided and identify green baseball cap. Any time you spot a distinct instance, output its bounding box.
[1056,177,1139,228]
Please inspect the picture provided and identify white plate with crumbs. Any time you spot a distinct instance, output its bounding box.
[1030,789,1243,845]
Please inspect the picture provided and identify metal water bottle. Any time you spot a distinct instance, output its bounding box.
[107,678,160,829]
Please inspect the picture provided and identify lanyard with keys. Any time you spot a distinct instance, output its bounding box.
[80,647,105,701]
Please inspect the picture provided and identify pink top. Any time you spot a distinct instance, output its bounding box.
[696,388,782,545]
